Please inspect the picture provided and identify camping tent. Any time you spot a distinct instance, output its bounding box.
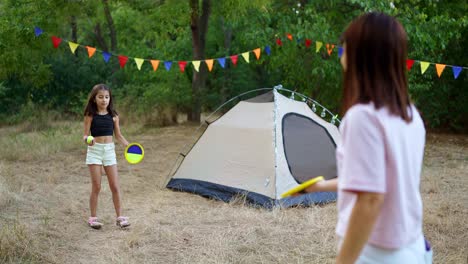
[167,88,340,208]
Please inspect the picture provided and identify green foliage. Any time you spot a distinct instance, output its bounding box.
[0,0,466,131]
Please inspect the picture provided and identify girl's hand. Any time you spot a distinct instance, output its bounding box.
[83,136,95,146]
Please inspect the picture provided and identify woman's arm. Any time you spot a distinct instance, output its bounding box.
[304,178,338,193]
[113,115,129,147]
[336,191,384,264]
[83,116,93,144]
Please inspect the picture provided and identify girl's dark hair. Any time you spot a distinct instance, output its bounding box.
[341,12,412,122]
[83,84,118,117]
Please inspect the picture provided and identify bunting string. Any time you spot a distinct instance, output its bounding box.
[34,27,466,79]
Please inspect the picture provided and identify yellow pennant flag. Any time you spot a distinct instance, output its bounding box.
[420,61,430,74]
[150,60,160,71]
[68,42,79,54]
[241,52,250,63]
[205,59,214,72]
[315,41,323,53]
[134,58,144,70]
[253,48,261,60]
[192,61,201,72]
[86,46,96,58]
[435,64,446,77]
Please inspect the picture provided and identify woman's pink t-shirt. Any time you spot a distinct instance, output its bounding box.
[335,103,426,249]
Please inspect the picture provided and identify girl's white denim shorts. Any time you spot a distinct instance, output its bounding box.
[86,142,117,166]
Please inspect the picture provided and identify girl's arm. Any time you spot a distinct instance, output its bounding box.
[113,115,129,147]
[304,178,338,193]
[83,116,93,144]
[336,191,384,264]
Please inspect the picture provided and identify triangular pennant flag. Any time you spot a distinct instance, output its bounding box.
[118,55,128,68]
[253,48,261,60]
[265,46,271,56]
[86,46,96,58]
[338,47,344,58]
[296,38,302,44]
[315,41,323,53]
[276,38,282,46]
[287,33,293,41]
[217,58,226,68]
[134,58,144,70]
[406,59,415,71]
[435,64,446,78]
[452,66,462,79]
[178,61,187,72]
[205,59,214,72]
[230,55,238,66]
[420,61,430,74]
[305,39,312,48]
[34,26,43,37]
[241,52,250,63]
[102,52,111,63]
[192,61,201,72]
[150,60,160,71]
[326,44,335,55]
[51,36,62,48]
[68,42,79,54]
[164,61,172,71]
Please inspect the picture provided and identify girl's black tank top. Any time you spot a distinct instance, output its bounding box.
[90,113,114,137]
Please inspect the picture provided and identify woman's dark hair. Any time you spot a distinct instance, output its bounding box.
[83,84,118,117]
[341,12,412,122]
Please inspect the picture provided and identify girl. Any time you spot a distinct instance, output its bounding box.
[83,84,131,229]
[303,13,431,263]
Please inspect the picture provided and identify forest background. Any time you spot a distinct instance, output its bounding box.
[0,0,467,132]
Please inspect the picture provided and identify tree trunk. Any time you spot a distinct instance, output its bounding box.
[189,0,211,122]
[93,23,109,52]
[221,17,232,103]
[102,0,117,52]
[70,16,77,43]
[70,15,78,57]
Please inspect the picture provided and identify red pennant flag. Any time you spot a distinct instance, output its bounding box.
[178,61,187,72]
[287,33,293,41]
[326,44,335,55]
[406,59,415,71]
[51,36,62,48]
[305,39,312,48]
[230,55,238,66]
[276,38,282,46]
[118,55,128,68]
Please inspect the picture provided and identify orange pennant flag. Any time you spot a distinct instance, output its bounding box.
[287,33,293,41]
[150,60,160,71]
[326,44,335,55]
[86,46,96,58]
[205,59,214,72]
[253,48,261,60]
[435,64,446,77]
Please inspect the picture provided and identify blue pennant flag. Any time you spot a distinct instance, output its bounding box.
[296,38,302,44]
[265,46,271,56]
[164,61,172,71]
[452,66,462,79]
[102,52,111,63]
[217,58,226,68]
[338,47,344,58]
[34,26,43,37]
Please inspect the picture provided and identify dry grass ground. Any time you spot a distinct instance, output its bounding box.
[0,122,467,263]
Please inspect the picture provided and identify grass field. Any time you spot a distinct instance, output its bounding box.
[0,121,467,263]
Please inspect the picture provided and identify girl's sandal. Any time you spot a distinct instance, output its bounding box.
[116,216,130,228]
[88,217,103,229]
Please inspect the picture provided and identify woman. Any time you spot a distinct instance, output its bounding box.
[303,12,432,263]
